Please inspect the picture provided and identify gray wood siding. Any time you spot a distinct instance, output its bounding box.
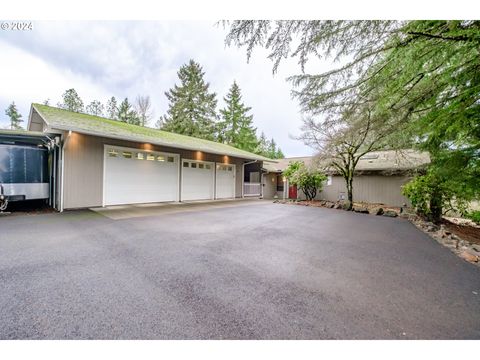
[63,132,245,209]
[298,175,412,207]
[262,173,277,199]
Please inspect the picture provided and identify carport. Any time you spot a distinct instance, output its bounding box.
[0,129,59,210]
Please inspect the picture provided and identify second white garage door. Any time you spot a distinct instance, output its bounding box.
[104,146,179,206]
[181,159,214,201]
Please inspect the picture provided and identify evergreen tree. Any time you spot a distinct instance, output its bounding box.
[86,100,104,117]
[155,116,163,129]
[161,59,217,140]
[219,81,258,152]
[106,96,118,120]
[255,132,285,159]
[256,132,269,156]
[5,102,23,130]
[117,98,140,125]
[58,88,84,113]
[275,147,285,159]
[268,138,277,158]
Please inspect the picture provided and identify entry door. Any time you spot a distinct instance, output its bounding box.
[215,163,235,199]
[104,146,179,206]
[288,185,298,199]
[181,159,214,201]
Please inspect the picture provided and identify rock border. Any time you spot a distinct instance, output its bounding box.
[407,215,479,266]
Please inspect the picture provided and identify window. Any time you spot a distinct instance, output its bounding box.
[327,176,332,186]
[157,155,165,162]
[146,153,155,161]
[167,156,174,163]
[108,149,118,157]
[136,152,145,160]
[191,162,197,168]
[183,161,189,168]
[205,164,211,170]
[198,163,204,169]
[276,174,284,192]
[122,151,132,159]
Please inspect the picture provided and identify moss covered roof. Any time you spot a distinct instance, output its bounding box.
[0,128,48,137]
[32,103,272,161]
[263,150,430,174]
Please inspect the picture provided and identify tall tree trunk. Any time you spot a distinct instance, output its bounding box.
[346,176,354,210]
[429,190,443,223]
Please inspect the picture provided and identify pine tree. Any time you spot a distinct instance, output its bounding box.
[255,132,284,159]
[275,147,285,159]
[161,59,217,140]
[155,116,163,129]
[268,138,277,158]
[256,132,269,156]
[219,81,258,152]
[106,96,118,120]
[117,98,139,125]
[5,102,23,130]
[58,88,84,113]
[86,100,104,117]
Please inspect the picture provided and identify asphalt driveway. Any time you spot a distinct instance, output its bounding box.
[0,200,479,339]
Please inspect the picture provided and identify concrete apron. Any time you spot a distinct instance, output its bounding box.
[89,198,269,220]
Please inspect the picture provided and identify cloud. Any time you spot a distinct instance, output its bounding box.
[0,21,316,156]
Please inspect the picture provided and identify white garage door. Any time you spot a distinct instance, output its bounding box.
[181,159,214,201]
[104,146,179,206]
[215,163,235,199]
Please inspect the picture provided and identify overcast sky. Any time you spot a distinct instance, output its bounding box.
[0,21,326,156]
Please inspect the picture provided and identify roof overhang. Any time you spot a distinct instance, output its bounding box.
[0,130,56,146]
[49,125,270,162]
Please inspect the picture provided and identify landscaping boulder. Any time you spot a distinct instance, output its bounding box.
[424,222,440,232]
[375,208,384,216]
[354,207,369,214]
[383,210,398,218]
[334,203,342,209]
[459,251,479,263]
[342,203,351,210]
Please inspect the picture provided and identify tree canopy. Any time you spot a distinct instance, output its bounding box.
[86,100,104,117]
[58,88,84,113]
[225,20,480,218]
[161,59,218,141]
[283,160,327,200]
[5,102,23,130]
[106,96,118,120]
[218,81,258,152]
[135,95,153,127]
[117,98,140,125]
[256,132,284,159]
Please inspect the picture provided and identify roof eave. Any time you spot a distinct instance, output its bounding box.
[49,125,270,162]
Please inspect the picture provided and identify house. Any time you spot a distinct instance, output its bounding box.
[1,103,430,211]
[9,103,272,211]
[261,151,430,207]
